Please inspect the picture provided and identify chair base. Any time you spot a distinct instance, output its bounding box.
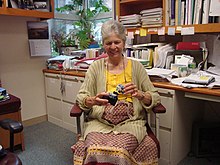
[0,151,22,165]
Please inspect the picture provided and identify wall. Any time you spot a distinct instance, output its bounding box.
[0,15,49,121]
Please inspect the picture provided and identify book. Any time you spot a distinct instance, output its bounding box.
[209,0,220,16]
[176,42,200,50]
[170,0,176,25]
[202,0,211,24]
[183,73,215,85]
[181,0,185,25]
[194,0,203,24]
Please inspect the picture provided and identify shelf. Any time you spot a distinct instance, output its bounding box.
[0,0,54,19]
[0,8,54,18]
[120,0,161,4]
[117,0,220,34]
[170,23,220,33]
[126,23,220,35]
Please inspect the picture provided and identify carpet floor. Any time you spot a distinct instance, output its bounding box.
[14,121,220,165]
[15,121,76,165]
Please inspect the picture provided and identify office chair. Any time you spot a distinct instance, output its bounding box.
[70,102,166,159]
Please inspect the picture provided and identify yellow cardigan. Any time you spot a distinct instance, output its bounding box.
[76,58,161,143]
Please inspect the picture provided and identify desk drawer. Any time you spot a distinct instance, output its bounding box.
[156,88,175,129]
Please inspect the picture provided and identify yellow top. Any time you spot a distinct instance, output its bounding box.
[106,59,132,102]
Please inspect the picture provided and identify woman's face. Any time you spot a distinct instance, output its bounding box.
[103,33,125,58]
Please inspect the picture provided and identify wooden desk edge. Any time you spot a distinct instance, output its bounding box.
[153,82,220,97]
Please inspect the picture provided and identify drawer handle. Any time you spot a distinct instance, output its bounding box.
[159,92,173,98]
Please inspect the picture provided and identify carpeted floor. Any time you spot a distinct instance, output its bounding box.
[14,121,220,165]
[15,121,77,165]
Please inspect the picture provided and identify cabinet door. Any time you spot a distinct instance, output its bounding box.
[45,73,61,99]
[46,97,62,127]
[62,75,84,103]
[62,101,78,133]
[159,129,171,165]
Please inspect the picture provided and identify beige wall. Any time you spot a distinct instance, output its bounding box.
[0,15,49,121]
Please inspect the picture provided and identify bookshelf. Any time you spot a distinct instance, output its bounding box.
[0,0,54,19]
[116,0,220,34]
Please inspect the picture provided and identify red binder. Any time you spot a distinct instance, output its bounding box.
[176,42,200,50]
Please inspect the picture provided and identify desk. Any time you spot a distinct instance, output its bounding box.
[153,81,220,103]
[43,69,220,165]
[42,69,220,97]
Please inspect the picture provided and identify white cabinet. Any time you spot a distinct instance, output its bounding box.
[44,73,84,133]
[151,88,203,165]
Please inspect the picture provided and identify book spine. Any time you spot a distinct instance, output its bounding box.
[170,0,176,25]
[181,1,185,25]
[202,0,211,24]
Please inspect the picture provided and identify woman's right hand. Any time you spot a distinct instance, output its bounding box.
[85,92,109,107]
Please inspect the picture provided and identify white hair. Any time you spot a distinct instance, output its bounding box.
[101,20,126,44]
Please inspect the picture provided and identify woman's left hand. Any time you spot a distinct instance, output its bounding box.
[124,82,143,100]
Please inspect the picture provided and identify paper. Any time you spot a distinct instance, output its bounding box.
[168,27,175,36]
[207,66,220,76]
[127,32,134,39]
[29,39,51,56]
[146,68,175,76]
[146,68,176,81]
[181,27,195,35]
[158,27,165,35]
[176,55,194,66]
[135,30,140,35]
[209,0,220,16]
[27,21,51,56]
[171,71,220,88]
[140,28,147,36]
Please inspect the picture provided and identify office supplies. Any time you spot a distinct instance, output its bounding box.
[0,88,6,96]
[183,73,215,85]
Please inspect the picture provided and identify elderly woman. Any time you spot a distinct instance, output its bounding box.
[72,20,161,165]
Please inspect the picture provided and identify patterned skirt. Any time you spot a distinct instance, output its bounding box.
[72,132,158,165]
[72,101,158,165]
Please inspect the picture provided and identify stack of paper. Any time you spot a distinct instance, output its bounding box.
[146,68,176,82]
[140,8,163,27]
[120,14,141,28]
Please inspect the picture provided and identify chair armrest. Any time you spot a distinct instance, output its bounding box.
[70,104,83,117]
[152,103,166,114]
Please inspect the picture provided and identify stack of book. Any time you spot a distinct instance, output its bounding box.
[140,8,163,28]
[0,88,10,102]
[120,14,141,28]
